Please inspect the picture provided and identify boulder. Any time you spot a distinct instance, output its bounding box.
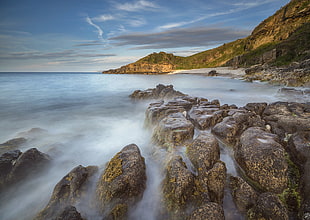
[188,202,225,220]
[248,192,289,220]
[145,96,196,126]
[288,132,310,219]
[54,206,84,220]
[263,102,310,139]
[187,133,220,172]
[8,148,51,183]
[229,176,258,213]
[0,137,27,154]
[152,112,194,147]
[0,150,22,187]
[212,110,264,147]
[235,127,288,193]
[205,161,226,204]
[188,105,225,130]
[35,165,98,220]
[162,155,201,219]
[243,102,268,116]
[96,144,146,219]
[130,84,186,100]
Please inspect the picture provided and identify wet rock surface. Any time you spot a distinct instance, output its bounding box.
[248,192,289,220]
[130,84,186,100]
[35,165,98,220]
[262,101,310,139]
[235,127,288,193]
[96,144,146,220]
[0,148,51,192]
[2,85,309,220]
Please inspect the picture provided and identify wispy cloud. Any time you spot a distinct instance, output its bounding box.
[110,26,251,49]
[115,0,159,12]
[86,16,103,39]
[0,49,116,60]
[93,14,116,22]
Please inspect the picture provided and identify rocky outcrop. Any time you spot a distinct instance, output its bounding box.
[162,155,199,218]
[103,63,175,74]
[262,101,310,139]
[35,165,98,220]
[0,137,27,154]
[229,176,258,213]
[248,192,289,220]
[288,131,310,219]
[211,110,265,147]
[235,127,288,193]
[153,112,194,147]
[53,206,84,220]
[0,148,51,192]
[188,202,225,220]
[96,144,146,220]
[130,84,186,100]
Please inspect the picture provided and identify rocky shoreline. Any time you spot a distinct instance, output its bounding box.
[1,84,309,220]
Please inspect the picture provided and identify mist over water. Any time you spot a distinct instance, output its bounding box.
[0,72,307,219]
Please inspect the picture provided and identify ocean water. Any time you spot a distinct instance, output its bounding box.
[0,72,307,220]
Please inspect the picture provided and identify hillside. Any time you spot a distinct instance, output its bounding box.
[103,0,310,76]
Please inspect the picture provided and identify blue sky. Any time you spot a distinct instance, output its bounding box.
[0,0,290,72]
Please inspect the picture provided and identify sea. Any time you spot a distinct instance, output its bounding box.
[0,72,308,220]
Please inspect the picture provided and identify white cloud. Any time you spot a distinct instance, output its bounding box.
[115,0,159,12]
[86,16,103,39]
[127,18,146,27]
[93,14,116,22]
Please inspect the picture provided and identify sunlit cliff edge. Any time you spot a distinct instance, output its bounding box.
[102,0,310,85]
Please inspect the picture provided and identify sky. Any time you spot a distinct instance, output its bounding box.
[0,0,290,72]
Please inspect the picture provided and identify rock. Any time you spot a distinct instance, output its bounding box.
[243,102,268,116]
[162,155,200,219]
[145,96,196,125]
[0,150,22,185]
[235,127,288,193]
[248,192,289,220]
[205,161,226,204]
[187,133,220,172]
[188,105,225,130]
[208,70,218,76]
[288,132,310,218]
[0,137,27,154]
[229,176,258,213]
[7,148,51,183]
[54,206,84,220]
[96,144,146,219]
[212,110,264,146]
[188,202,225,220]
[35,165,98,220]
[263,102,310,139]
[130,84,186,100]
[152,112,194,147]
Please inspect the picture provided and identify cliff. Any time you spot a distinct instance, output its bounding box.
[102,0,310,75]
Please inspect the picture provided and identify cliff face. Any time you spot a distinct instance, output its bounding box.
[102,0,310,74]
[102,63,175,74]
[246,0,310,50]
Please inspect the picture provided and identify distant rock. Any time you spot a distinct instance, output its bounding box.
[130,84,186,101]
[96,144,146,220]
[0,137,27,154]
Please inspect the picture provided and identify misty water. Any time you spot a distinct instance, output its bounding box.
[0,72,308,220]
